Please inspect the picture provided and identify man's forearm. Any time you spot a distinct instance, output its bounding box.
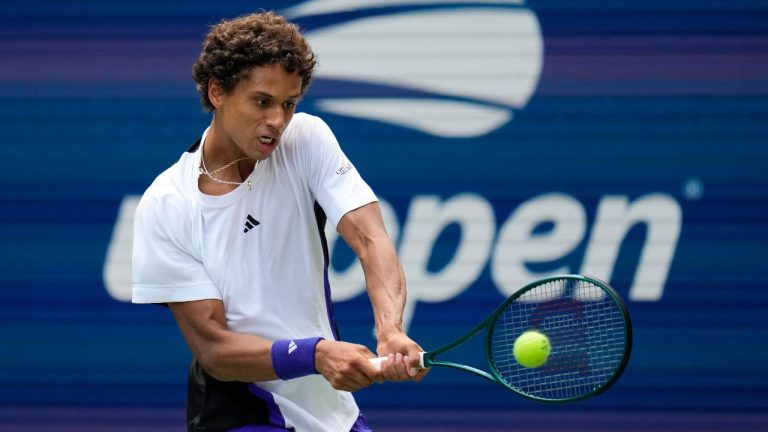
[360,236,407,340]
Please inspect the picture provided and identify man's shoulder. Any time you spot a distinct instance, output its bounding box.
[291,111,322,128]
[281,112,337,158]
[137,154,198,221]
[285,112,331,140]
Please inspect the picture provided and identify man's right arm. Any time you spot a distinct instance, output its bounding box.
[168,299,381,391]
[168,299,277,382]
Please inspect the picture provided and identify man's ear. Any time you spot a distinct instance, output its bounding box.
[208,78,224,109]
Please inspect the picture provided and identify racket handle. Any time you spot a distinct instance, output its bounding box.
[368,357,386,371]
[369,352,426,371]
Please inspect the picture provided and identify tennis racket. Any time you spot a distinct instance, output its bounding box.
[370,274,632,403]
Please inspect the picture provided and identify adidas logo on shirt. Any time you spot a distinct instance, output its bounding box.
[243,214,260,233]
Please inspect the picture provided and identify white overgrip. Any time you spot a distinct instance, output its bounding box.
[369,356,386,371]
[369,352,426,371]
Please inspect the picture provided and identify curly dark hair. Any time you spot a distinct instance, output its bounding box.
[192,11,317,112]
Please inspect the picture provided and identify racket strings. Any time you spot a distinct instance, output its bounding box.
[489,279,628,401]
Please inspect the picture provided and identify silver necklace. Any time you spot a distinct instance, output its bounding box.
[199,139,259,191]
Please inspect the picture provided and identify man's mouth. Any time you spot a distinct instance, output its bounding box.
[258,136,276,145]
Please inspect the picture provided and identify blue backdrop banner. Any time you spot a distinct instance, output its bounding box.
[1,0,767,430]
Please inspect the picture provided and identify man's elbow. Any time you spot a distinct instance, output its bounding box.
[198,347,236,381]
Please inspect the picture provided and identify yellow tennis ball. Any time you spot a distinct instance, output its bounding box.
[513,330,551,368]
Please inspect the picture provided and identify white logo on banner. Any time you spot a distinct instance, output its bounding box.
[287,0,543,138]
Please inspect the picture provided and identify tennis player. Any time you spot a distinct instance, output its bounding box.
[131,11,424,432]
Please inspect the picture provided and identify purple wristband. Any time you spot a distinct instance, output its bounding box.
[271,337,324,380]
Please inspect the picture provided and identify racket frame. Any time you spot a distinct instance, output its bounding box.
[423,274,633,403]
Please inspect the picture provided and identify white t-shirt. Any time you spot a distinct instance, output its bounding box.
[132,113,378,432]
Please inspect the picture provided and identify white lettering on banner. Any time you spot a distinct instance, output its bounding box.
[103,195,141,302]
[103,193,682,329]
[492,193,587,301]
[580,194,682,301]
[398,194,496,330]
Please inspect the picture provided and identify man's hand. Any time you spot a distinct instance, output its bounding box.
[376,332,428,382]
[314,340,381,392]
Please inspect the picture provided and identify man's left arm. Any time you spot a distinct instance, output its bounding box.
[337,201,426,381]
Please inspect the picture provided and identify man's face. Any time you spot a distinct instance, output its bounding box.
[212,63,303,160]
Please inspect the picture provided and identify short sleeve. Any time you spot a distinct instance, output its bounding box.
[300,116,377,228]
[131,186,220,304]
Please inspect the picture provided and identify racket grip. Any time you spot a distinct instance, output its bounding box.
[369,352,426,371]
